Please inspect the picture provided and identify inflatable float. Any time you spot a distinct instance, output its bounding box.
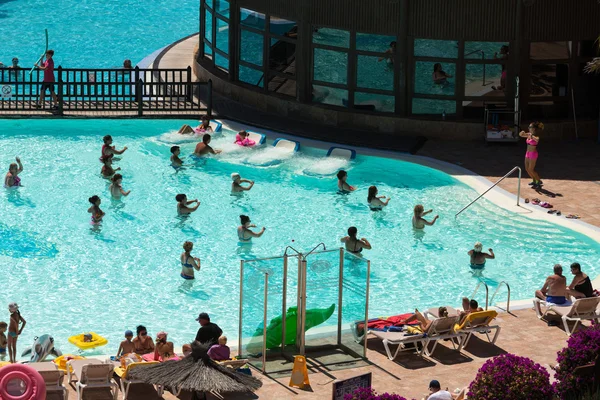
[245,303,335,354]
[68,332,108,350]
[0,364,46,400]
[22,334,62,362]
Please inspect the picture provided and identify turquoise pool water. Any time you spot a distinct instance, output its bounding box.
[0,0,198,67]
[1,119,599,357]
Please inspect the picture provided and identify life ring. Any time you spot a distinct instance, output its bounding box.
[0,364,46,400]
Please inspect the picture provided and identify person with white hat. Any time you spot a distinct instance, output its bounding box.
[231,173,254,194]
[467,242,495,269]
[7,302,26,363]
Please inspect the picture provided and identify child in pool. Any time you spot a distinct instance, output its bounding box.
[116,330,135,358]
[234,131,256,147]
[170,146,183,168]
[88,195,105,223]
[109,174,131,199]
[101,157,120,178]
[4,157,23,187]
[231,173,254,193]
[8,302,26,364]
[0,321,7,360]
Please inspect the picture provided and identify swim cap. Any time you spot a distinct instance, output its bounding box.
[231,173,240,180]
[474,242,483,252]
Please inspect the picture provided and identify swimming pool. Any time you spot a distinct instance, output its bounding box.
[1,119,599,357]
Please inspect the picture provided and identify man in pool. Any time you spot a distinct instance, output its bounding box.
[176,194,200,215]
[231,173,254,193]
[535,264,568,309]
[194,134,222,156]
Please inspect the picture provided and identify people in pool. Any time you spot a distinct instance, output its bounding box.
[4,157,23,187]
[101,156,120,178]
[109,174,130,199]
[337,170,356,192]
[88,195,105,224]
[176,194,200,215]
[181,241,201,280]
[566,262,594,299]
[101,134,127,163]
[378,41,396,64]
[170,146,183,168]
[492,45,509,91]
[179,116,213,135]
[534,264,568,308]
[432,63,452,85]
[519,121,543,188]
[367,186,390,211]
[194,134,222,156]
[412,204,438,229]
[116,330,135,358]
[234,130,256,147]
[340,226,372,254]
[7,302,26,364]
[467,242,495,268]
[231,173,254,193]
[237,215,265,242]
[132,325,154,355]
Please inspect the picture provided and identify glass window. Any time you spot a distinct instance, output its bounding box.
[270,16,297,37]
[204,10,213,43]
[530,64,569,97]
[530,42,572,60]
[268,73,296,97]
[241,30,264,66]
[357,55,393,90]
[579,40,600,57]
[527,101,569,119]
[215,53,229,72]
[414,39,458,59]
[354,92,395,113]
[414,61,456,95]
[313,48,347,85]
[312,85,348,107]
[204,43,213,60]
[240,8,265,31]
[356,34,396,53]
[464,64,504,96]
[269,38,296,75]
[465,42,509,60]
[312,28,349,48]
[239,65,264,87]
[216,18,229,53]
[205,0,214,9]
[412,98,456,115]
[215,0,229,18]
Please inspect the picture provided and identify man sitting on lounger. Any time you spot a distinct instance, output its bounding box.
[405,307,449,333]
[458,299,484,324]
[535,264,568,309]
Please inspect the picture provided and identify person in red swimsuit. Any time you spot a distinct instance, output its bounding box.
[519,121,544,188]
[101,135,128,163]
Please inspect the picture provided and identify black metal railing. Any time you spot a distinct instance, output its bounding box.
[0,66,212,116]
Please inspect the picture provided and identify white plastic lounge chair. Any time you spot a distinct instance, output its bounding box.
[326,147,356,160]
[272,138,300,152]
[533,297,600,335]
[114,361,161,400]
[66,358,104,384]
[454,310,501,347]
[210,121,222,133]
[247,131,266,145]
[76,363,118,400]
[28,363,68,400]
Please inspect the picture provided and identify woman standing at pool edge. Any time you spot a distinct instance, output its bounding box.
[180,241,201,280]
[519,122,543,188]
[4,157,23,187]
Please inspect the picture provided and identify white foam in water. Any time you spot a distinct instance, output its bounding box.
[156,130,202,144]
[244,146,296,166]
[302,156,349,176]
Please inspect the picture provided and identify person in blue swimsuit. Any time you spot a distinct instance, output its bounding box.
[237,215,265,244]
[468,242,495,269]
[180,241,201,279]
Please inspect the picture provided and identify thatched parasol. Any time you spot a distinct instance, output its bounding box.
[128,341,262,396]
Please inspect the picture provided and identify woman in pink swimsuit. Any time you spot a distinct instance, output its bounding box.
[4,157,23,187]
[519,121,543,188]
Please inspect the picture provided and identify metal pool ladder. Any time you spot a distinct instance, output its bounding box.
[455,166,522,218]
[471,281,490,310]
[490,281,512,313]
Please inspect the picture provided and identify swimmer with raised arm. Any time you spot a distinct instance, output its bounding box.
[4,157,23,187]
[468,242,495,268]
[101,135,127,162]
[231,173,254,193]
[337,170,356,193]
[237,215,265,243]
[340,226,372,254]
[109,174,131,199]
[170,146,183,168]
[194,134,222,156]
[88,195,105,224]
[367,186,390,211]
[412,204,438,229]
[176,194,200,215]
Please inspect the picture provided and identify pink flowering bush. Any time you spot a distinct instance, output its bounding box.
[468,353,553,400]
[344,387,412,400]
[554,323,600,398]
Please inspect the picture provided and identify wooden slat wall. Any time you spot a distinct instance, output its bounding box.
[523,0,600,41]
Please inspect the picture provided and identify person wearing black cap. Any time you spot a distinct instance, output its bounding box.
[426,379,453,400]
[195,312,223,345]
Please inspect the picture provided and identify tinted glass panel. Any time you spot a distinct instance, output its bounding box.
[312,85,348,107]
[357,55,393,90]
[414,61,455,95]
[312,28,349,48]
[465,42,510,60]
[215,0,229,18]
[204,43,213,60]
[270,38,296,75]
[240,8,265,31]
[530,42,572,60]
[270,16,297,37]
[216,18,229,53]
[239,65,264,87]
[354,92,395,113]
[215,53,229,72]
[268,74,296,97]
[241,29,264,66]
[414,39,458,58]
[465,64,504,96]
[356,33,396,53]
[531,64,569,97]
[313,48,347,85]
[412,98,456,115]
[204,9,213,43]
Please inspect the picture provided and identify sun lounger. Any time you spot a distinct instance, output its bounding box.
[533,297,600,335]
[454,310,500,347]
[114,361,161,400]
[29,363,67,400]
[76,363,118,400]
[66,358,105,384]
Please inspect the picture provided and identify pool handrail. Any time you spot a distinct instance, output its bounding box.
[471,281,489,310]
[490,281,511,313]
[455,166,521,218]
